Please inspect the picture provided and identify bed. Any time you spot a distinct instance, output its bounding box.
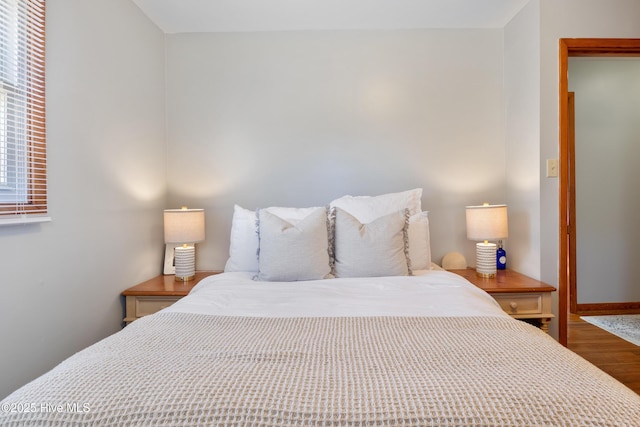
[2,189,639,426]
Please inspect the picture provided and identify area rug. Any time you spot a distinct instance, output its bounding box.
[581,314,640,346]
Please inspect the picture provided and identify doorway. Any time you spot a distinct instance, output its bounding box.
[558,38,640,346]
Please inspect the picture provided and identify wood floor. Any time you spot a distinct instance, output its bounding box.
[567,313,640,394]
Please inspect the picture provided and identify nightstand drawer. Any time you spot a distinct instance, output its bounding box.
[122,272,221,325]
[449,269,555,333]
[135,296,181,317]
[492,293,542,316]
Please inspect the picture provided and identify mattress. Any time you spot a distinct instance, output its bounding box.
[1,271,639,426]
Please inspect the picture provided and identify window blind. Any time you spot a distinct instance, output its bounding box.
[0,0,46,219]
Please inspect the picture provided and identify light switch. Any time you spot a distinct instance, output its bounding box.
[546,159,558,178]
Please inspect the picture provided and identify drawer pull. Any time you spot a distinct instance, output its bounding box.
[509,301,518,312]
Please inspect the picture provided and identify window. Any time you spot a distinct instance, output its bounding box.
[0,0,46,219]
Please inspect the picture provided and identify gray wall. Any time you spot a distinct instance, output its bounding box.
[504,0,541,279]
[165,29,507,270]
[0,0,166,398]
[570,58,640,304]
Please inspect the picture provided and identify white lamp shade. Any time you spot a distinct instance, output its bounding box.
[465,204,508,241]
[164,208,205,244]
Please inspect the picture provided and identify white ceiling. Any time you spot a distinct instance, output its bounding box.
[132,0,531,34]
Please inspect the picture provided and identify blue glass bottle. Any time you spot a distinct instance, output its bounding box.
[496,240,507,270]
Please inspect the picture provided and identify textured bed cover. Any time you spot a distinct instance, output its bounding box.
[1,272,639,426]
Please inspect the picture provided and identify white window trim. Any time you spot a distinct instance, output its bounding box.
[0,215,51,226]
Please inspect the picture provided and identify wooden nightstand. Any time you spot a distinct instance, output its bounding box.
[450,268,556,333]
[122,271,221,324]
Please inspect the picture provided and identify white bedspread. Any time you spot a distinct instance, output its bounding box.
[166,270,508,318]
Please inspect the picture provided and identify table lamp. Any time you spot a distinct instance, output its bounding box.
[465,203,508,278]
[164,207,205,281]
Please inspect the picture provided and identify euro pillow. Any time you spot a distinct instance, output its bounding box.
[224,205,322,273]
[329,188,422,223]
[224,205,259,273]
[408,211,432,270]
[333,207,410,278]
[257,207,332,281]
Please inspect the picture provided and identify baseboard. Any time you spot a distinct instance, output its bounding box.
[575,302,640,316]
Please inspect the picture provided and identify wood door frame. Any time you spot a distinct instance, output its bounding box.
[567,92,576,316]
[558,38,640,345]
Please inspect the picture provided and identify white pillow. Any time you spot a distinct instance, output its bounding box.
[333,207,410,278]
[224,205,259,273]
[224,205,327,273]
[264,206,320,222]
[257,207,332,281]
[329,189,430,270]
[408,211,432,270]
[329,188,422,223]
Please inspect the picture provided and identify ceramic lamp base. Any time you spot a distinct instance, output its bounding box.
[174,245,196,281]
[475,242,497,278]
